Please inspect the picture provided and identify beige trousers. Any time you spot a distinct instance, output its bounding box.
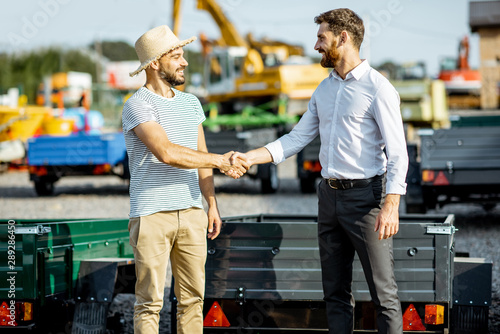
[129,208,208,334]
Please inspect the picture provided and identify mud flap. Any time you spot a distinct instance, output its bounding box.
[72,302,109,334]
[72,258,135,334]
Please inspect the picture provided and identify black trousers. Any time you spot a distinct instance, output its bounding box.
[317,176,402,334]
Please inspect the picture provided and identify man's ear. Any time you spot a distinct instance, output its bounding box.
[150,60,160,70]
[340,31,349,45]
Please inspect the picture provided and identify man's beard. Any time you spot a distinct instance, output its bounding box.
[320,47,340,68]
[160,68,185,86]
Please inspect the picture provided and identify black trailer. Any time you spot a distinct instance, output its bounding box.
[416,117,500,211]
[192,214,491,333]
[205,128,280,193]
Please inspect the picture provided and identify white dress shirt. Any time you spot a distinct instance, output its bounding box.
[265,60,408,195]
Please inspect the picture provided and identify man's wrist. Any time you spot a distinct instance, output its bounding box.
[384,194,400,205]
[206,197,218,208]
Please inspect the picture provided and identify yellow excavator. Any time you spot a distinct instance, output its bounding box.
[173,0,329,116]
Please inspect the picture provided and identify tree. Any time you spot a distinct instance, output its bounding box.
[0,48,97,103]
[93,41,137,61]
[375,61,398,80]
[0,54,13,93]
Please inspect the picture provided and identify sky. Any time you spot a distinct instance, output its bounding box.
[0,0,480,78]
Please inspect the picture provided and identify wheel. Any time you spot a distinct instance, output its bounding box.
[34,179,55,196]
[106,312,125,333]
[405,204,427,214]
[422,188,438,211]
[300,176,316,193]
[260,163,279,194]
[482,203,497,212]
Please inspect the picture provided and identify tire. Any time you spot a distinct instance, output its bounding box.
[482,203,497,212]
[300,176,316,193]
[34,179,55,196]
[106,312,125,333]
[422,187,438,211]
[405,204,427,214]
[261,163,279,194]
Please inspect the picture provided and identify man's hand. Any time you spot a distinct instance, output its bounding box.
[230,152,248,166]
[207,205,222,240]
[374,194,400,240]
[221,148,273,178]
[220,151,249,179]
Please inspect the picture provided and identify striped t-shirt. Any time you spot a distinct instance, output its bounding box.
[122,87,206,218]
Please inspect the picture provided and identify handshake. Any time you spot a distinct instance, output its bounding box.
[219,151,250,179]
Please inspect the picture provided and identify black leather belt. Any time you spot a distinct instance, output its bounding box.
[325,174,382,190]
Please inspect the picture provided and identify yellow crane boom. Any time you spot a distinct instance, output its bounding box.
[196,0,247,47]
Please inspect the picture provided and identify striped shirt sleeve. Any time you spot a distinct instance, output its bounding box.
[122,97,158,134]
[190,94,206,125]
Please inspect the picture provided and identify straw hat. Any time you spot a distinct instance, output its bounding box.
[129,25,196,77]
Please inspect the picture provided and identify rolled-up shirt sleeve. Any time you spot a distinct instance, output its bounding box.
[372,83,409,195]
[265,97,320,164]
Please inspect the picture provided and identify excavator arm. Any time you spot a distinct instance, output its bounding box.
[172,0,183,36]
[195,0,263,73]
[196,0,248,47]
[172,0,263,73]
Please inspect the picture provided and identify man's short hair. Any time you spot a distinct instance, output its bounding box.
[314,8,364,50]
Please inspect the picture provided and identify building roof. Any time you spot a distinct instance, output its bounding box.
[470,1,500,31]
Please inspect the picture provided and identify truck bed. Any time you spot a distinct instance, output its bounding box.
[27,132,126,166]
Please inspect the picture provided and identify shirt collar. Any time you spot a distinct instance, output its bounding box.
[329,59,370,81]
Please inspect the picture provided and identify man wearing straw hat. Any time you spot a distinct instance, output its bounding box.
[123,25,248,333]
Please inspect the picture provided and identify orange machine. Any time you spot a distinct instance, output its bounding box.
[438,36,481,108]
[172,0,329,117]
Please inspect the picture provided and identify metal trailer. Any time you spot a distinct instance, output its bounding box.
[195,214,491,333]
[417,116,500,211]
[26,132,129,196]
[1,215,492,333]
[0,218,135,333]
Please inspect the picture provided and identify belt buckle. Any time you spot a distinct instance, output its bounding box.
[328,178,340,190]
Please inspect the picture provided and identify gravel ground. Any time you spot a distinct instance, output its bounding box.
[0,157,498,333]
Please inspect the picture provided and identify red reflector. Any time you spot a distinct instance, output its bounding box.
[29,166,47,176]
[0,301,17,326]
[303,160,322,172]
[313,161,322,172]
[403,303,425,331]
[425,304,444,325]
[203,301,230,327]
[93,164,111,175]
[433,171,450,186]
